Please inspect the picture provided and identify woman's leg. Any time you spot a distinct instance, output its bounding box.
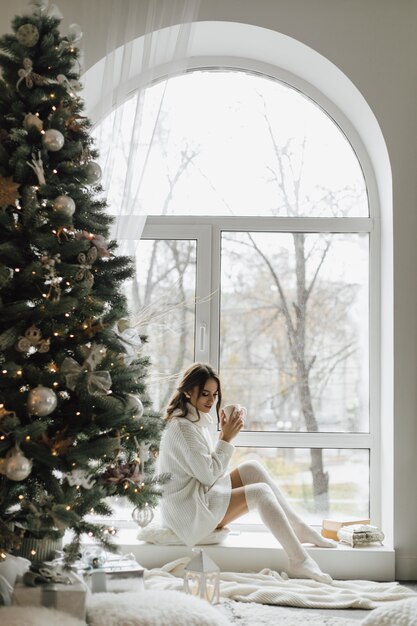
[217,485,249,526]
[217,478,332,584]
[236,461,336,548]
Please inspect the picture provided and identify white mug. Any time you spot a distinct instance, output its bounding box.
[222,403,247,421]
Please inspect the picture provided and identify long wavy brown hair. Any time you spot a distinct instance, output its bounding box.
[164,363,222,423]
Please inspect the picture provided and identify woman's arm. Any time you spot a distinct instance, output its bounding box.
[174,420,234,487]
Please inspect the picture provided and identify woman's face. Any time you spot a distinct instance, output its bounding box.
[188,377,218,413]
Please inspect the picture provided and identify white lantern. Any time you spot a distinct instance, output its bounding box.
[184,549,220,604]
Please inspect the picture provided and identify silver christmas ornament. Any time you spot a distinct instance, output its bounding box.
[16,23,40,47]
[42,128,64,152]
[132,505,154,528]
[27,385,58,416]
[53,195,76,217]
[85,161,102,184]
[23,113,43,132]
[126,394,144,420]
[5,446,32,481]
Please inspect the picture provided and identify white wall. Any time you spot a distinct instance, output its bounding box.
[2,0,417,579]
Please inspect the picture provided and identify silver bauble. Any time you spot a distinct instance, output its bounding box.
[16,23,40,47]
[23,113,43,132]
[126,395,144,420]
[68,23,83,43]
[42,129,64,152]
[27,385,58,416]
[5,447,32,481]
[53,195,76,217]
[85,161,102,184]
[132,505,154,528]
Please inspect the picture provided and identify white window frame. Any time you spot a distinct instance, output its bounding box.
[138,212,379,528]
[113,62,381,530]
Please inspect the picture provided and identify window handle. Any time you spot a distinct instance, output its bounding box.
[199,323,207,352]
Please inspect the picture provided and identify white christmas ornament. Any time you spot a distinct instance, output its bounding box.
[85,161,102,184]
[34,0,49,14]
[139,441,150,464]
[53,195,75,217]
[23,113,43,132]
[5,446,32,481]
[66,468,95,489]
[16,23,40,47]
[27,385,58,416]
[42,128,64,151]
[116,326,142,365]
[132,505,154,528]
[68,23,83,43]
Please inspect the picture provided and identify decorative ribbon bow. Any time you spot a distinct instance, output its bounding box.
[61,356,111,395]
[75,246,97,287]
[24,563,73,587]
[75,231,110,258]
[16,58,45,91]
[56,73,82,97]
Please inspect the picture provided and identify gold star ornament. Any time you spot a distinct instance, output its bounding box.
[0,175,20,208]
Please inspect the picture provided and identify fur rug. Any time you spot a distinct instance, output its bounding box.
[219,600,359,625]
[87,591,362,626]
[87,589,231,626]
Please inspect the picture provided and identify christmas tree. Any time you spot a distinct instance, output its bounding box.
[0,0,166,565]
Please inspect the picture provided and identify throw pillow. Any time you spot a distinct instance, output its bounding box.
[0,554,31,605]
[87,589,231,626]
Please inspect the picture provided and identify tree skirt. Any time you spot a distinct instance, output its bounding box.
[218,600,360,626]
[144,558,416,610]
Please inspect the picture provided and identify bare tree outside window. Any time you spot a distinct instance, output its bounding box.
[95,69,371,522]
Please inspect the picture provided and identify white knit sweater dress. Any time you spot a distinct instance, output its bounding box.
[157,403,234,546]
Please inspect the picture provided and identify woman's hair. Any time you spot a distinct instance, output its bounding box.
[164,362,222,423]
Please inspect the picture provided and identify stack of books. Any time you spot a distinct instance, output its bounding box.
[321,518,371,541]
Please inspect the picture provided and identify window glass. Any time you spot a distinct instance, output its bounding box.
[119,239,197,411]
[230,447,370,524]
[220,232,369,432]
[96,70,368,218]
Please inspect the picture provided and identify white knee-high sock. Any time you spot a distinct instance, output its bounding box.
[244,483,332,584]
[238,460,336,548]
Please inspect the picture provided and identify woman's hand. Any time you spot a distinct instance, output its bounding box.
[219,407,244,443]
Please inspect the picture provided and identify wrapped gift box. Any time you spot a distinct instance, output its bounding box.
[12,573,87,620]
[84,558,145,593]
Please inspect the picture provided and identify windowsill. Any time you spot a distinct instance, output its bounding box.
[82,528,395,582]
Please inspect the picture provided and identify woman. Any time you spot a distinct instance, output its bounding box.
[158,363,335,583]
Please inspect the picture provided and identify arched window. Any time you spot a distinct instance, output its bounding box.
[96,66,376,527]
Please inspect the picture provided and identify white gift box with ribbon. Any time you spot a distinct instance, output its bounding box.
[12,571,87,620]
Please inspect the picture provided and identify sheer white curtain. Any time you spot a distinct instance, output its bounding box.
[83,0,200,240]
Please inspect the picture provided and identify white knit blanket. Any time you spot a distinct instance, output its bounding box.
[144,558,416,610]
